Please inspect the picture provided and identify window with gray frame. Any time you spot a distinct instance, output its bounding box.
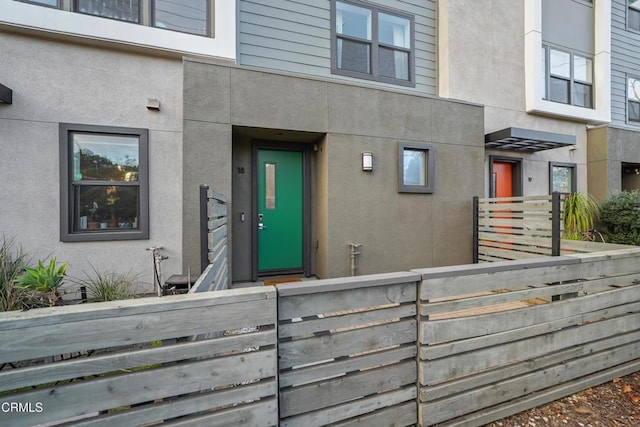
[15,0,58,7]
[630,0,640,31]
[14,0,212,37]
[331,0,414,86]
[76,0,140,23]
[60,124,149,242]
[398,142,434,193]
[549,162,576,194]
[153,0,209,36]
[542,45,593,108]
[628,76,640,123]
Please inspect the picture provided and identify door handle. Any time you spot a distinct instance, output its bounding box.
[258,222,267,230]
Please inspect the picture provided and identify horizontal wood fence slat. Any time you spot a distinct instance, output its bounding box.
[1,250,639,426]
[416,248,640,426]
[475,194,636,262]
[276,273,420,427]
[194,186,229,292]
[0,287,278,427]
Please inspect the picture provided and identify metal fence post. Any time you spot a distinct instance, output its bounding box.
[551,192,561,256]
[473,196,479,263]
[200,184,210,273]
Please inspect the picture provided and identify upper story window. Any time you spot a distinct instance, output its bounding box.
[542,45,593,109]
[60,124,149,242]
[629,77,640,123]
[13,0,211,37]
[16,0,57,6]
[153,0,209,36]
[331,0,415,87]
[76,0,140,23]
[630,1,640,31]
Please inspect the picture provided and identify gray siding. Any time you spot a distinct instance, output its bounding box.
[238,0,437,95]
[611,0,640,128]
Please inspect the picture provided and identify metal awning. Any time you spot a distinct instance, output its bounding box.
[0,83,12,104]
[485,127,576,152]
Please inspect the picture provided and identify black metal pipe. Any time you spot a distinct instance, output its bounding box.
[200,184,209,273]
[551,192,561,256]
[472,196,479,263]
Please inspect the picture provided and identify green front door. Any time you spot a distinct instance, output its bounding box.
[257,149,303,272]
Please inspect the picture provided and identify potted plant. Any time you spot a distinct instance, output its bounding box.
[87,201,100,229]
[106,186,119,228]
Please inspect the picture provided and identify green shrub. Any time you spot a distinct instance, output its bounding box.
[599,191,640,245]
[0,236,30,311]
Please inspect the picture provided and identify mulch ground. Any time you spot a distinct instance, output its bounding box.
[485,371,640,426]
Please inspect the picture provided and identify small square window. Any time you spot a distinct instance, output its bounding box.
[398,142,434,193]
[60,124,149,242]
[550,162,576,194]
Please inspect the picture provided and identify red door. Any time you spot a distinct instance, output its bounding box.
[493,161,513,198]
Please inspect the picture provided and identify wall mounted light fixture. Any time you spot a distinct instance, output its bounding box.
[362,152,373,171]
[0,83,13,104]
[146,98,161,111]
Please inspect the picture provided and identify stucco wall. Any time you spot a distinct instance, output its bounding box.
[183,59,484,280]
[0,32,184,293]
[588,126,640,200]
[439,0,589,197]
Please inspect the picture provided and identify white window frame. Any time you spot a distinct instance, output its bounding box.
[524,0,611,124]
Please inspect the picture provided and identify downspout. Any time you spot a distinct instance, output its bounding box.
[348,243,363,276]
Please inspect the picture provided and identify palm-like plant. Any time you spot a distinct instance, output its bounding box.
[562,193,600,240]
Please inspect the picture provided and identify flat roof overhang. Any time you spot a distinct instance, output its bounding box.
[485,127,576,152]
[0,83,12,104]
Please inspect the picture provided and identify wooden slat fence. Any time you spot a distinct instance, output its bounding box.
[474,194,560,262]
[193,185,228,292]
[416,248,640,426]
[276,272,420,427]
[0,287,277,427]
[2,249,639,426]
[474,194,634,262]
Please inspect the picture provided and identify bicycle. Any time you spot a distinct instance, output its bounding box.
[146,246,168,297]
[582,228,605,243]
